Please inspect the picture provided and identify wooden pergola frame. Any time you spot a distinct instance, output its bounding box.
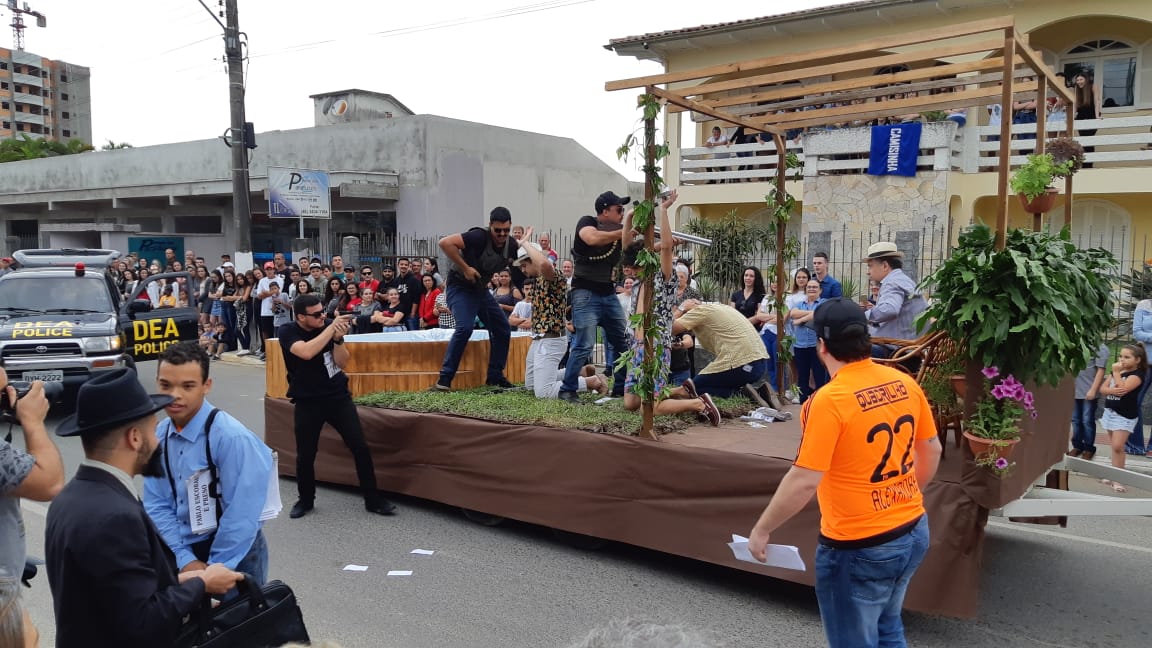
[605,16,1074,436]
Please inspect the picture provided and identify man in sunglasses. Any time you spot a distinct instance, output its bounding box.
[558,190,633,403]
[358,265,380,294]
[433,207,521,391]
[278,294,396,519]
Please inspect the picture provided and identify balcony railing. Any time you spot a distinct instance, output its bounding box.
[12,73,43,87]
[679,116,1152,184]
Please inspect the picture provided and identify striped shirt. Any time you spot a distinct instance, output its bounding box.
[867,268,926,340]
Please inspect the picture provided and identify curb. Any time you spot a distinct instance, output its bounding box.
[215,352,266,367]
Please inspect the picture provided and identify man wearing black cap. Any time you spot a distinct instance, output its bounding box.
[432,207,520,391]
[557,191,634,402]
[45,368,242,647]
[747,299,940,648]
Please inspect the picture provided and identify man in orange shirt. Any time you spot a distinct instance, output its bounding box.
[748,298,941,648]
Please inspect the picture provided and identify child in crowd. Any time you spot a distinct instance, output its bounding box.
[509,280,534,331]
[270,282,293,332]
[157,284,177,308]
[1069,342,1109,460]
[1099,343,1147,492]
[207,323,227,360]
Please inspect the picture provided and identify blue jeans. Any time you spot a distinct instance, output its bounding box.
[691,358,769,398]
[439,286,511,386]
[220,529,268,601]
[760,328,778,388]
[561,289,629,395]
[1126,370,1150,454]
[1071,398,1098,454]
[815,516,929,648]
[406,316,420,331]
[794,346,828,402]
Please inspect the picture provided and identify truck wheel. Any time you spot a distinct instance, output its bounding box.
[550,529,607,550]
[460,508,505,526]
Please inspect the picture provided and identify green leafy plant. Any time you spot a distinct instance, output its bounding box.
[918,224,1115,387]
[921,110,948,122]
[683,210,771,297]
[1009,152,1074,200]
[920,354,964,416]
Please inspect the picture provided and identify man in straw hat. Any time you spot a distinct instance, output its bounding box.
[45,368,243,648]
[861,241,927,358]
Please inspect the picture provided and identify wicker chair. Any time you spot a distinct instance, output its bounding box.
[872,330,966,456]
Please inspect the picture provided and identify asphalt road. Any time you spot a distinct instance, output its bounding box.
[14,360,1152,647]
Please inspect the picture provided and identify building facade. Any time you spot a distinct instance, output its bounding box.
[0,48,91,143]
[0,92,634,267]
[606,0,1152,291]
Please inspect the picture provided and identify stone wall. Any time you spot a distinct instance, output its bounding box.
[802,171,949,282]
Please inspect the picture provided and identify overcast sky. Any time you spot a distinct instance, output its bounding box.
[15,0,838,180]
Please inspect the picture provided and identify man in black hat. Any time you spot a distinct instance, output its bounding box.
[45,368,242,648]
[557,191,634,402]
[432,207,521,391]
[747,299,939,648]
[278,294,397,518]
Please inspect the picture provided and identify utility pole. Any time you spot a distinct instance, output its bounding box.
[224,0,252,253]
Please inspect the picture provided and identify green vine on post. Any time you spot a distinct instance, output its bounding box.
[766,150,803,392]
[617,94,671,435]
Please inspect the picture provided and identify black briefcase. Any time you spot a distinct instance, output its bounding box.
[177,578,310,647]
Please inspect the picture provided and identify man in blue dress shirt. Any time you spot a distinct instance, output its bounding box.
[143,341,275,587]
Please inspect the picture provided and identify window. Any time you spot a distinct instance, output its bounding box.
[175,215,222,234]
[61,93,69,100]
[1,122,9,129]
[0,63,6,70]
[62,129,70,137]
[1,102,7,110]
[40,70,47,78]
[1072,199,1131,266]
[61,111,69,119]
[1063,39,1138,108]
[1,82,8,90]
[60,74,68,82]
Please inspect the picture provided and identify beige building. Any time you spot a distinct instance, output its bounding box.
[606,0,1152,285]
[0,47,92,143]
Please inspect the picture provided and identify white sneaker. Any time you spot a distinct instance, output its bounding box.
[235,350,251,356]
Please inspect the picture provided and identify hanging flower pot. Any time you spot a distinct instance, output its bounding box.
[963,431,1020,461]
[1016,187,1059,214]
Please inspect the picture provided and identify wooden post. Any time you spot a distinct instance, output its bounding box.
[1032,74,1047,232]
[1065,107,1075,228]
[995,29,1017,251]
[639,102,657,441]
[773,133,788,394]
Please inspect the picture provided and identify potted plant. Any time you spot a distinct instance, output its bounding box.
[962,366,1038,475]
[1009,153,1072,213]
[1045,135,1086,175]
[919,224,1114,389]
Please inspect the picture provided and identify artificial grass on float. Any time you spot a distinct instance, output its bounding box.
[355,388,753,436]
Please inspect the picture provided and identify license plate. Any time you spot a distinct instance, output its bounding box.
[22,370,63,382]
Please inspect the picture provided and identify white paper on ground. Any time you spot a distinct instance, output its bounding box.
[342,564,369,572]
[728,534,806,571]
[387,570,413,576]
[410,549,435,555]
[594,397,615,405]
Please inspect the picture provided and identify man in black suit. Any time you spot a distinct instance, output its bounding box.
[45,368,242,648]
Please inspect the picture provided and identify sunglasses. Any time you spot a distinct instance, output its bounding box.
[362,271,372,275]
[491,227,511,234]
[302,310,325,319]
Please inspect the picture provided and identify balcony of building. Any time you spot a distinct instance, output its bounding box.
[676,115,1152,193]
[12,72,42,87]
[13,91,43,106]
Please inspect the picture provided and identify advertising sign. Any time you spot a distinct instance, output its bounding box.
[128,237,184,264]
[268,167,331,219]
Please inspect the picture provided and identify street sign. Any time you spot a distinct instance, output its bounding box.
[268,167,331,219]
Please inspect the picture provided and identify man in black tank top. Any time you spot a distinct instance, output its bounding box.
[558,191,633,402]
[433,207,521,391]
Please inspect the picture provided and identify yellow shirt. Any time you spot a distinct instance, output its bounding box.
[796,359,937,541]
[676,303,768,374]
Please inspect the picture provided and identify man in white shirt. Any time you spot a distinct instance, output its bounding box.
[254,262,284,361]
[704,126,730,184]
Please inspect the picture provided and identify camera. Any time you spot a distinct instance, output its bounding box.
[0,381,65,424]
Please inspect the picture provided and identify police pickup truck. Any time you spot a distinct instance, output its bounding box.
[0,249,198,391]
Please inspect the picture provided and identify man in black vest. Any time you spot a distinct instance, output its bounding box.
[558,191,633,402]
[433,207,521,391]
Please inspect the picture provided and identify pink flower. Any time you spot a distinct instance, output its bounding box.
[994,457,1009,470]
[990,384,1012,400]
[1022,391,1035,409]
[981,366,1000,380]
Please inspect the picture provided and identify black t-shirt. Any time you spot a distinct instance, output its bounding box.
[397,272,423,315]
[448,228,519,290]
[731,289,765,321]
[571,215,619,296]
[1106,370,1143,419]
[277,322,349,400]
